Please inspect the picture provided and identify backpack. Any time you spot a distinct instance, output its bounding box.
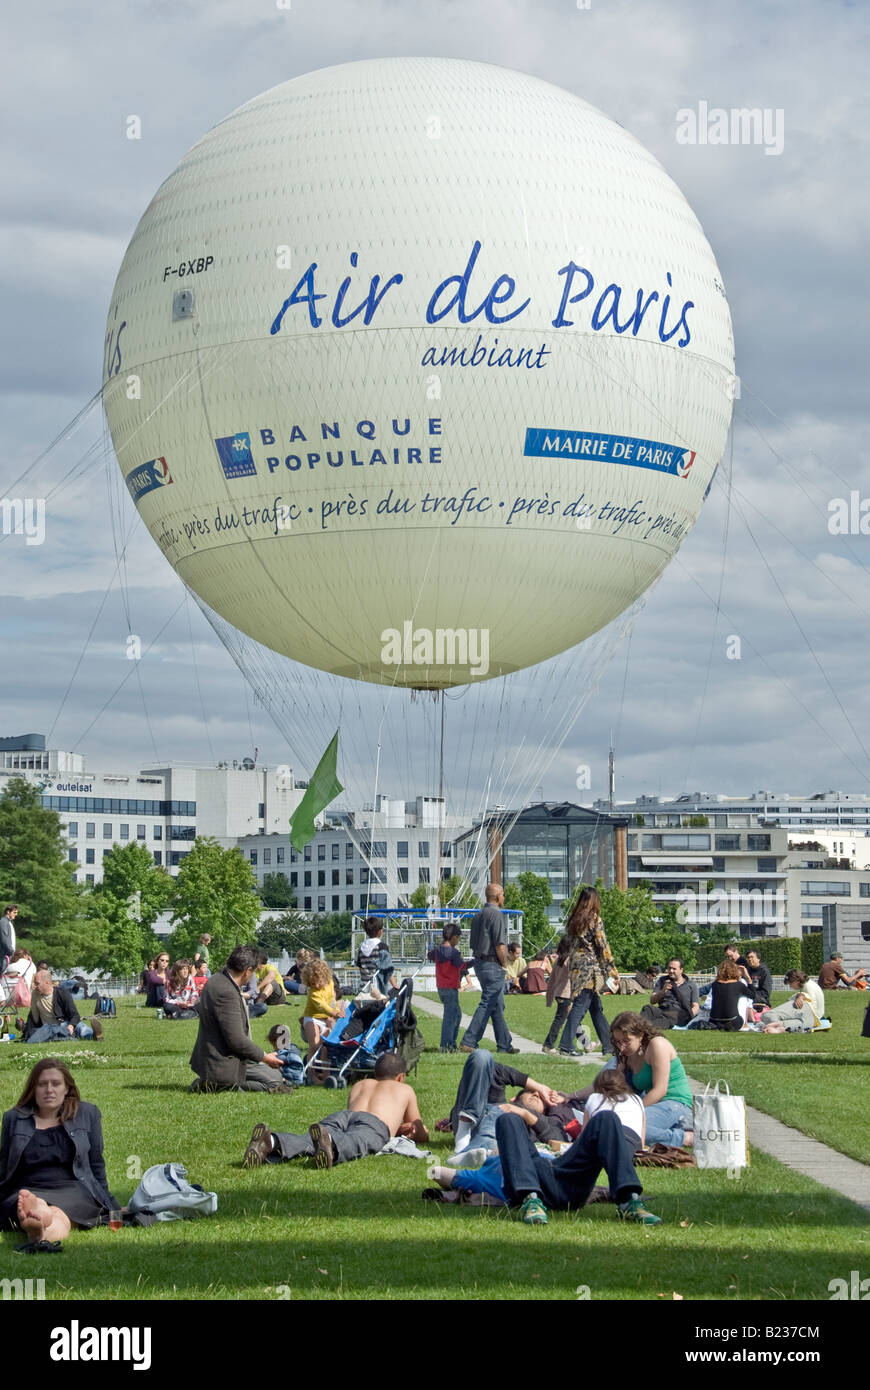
[93,995,116,1018]
[12,976,31,1008]
[127,1163,218,1222]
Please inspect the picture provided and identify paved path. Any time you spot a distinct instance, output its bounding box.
[415,995,870,1211]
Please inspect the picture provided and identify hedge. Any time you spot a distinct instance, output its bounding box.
[695,937,802,974]
[801,932,823,977]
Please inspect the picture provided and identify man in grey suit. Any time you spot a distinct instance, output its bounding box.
[190,944,286,1092]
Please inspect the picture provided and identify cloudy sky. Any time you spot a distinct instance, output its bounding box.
[1,0,868,817]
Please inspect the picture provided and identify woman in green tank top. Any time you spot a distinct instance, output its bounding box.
[608,1012,694,1148]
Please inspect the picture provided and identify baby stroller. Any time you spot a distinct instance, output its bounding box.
[303,977,422,1088]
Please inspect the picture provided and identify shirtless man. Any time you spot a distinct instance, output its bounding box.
[241,1052,427,1169]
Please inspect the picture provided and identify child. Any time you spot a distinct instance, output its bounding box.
[192,964,209,993]
[301,958,345,1078]
[427,925,469,1051]
[581,1068,646,1153]
[356,918,397,1001]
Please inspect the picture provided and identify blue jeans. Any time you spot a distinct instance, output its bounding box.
[449,1050,504,1152]
[437,987,462,1049]
[461,962,512,1051]
[559,988,613,1054]
[496,1109,641,1209]
[23,1021,94,1044]
[644,1099,693,1146]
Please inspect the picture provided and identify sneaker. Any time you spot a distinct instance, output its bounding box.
[618,1195,662,1226]
[558,1049,580,1059]
[520,1194,548,1225]
[90,1018,103,1041]
[446,1147,488,1170]
[541,1044,558,1054]
[498,1046,521,1055]
[459,1043,476,1053]
[243,1122,272,1168]
[309,1123,334,1169]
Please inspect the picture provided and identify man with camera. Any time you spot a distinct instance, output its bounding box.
[640,958,699,1029]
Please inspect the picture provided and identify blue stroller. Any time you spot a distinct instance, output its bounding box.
[303,977,421,1088]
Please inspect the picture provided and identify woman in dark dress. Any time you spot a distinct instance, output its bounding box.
[708,960,754,1031]
[0,1057,118,1245]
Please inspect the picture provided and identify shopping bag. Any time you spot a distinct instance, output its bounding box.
[693,1081,749,1170]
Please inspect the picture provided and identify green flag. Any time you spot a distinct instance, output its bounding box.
[289,731,344,852]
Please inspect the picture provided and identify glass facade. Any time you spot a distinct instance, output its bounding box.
[500,806,622,906]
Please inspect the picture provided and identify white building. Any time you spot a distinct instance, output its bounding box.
[0,733,303,886]
[236,794,476,914]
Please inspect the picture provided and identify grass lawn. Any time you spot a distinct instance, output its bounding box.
[0,995,867,1301]
[440,988,870,1164]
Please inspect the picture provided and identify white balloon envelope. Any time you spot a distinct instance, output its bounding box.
[104,57,734,689]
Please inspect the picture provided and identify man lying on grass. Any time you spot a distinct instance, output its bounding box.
[242,1052,428,1169]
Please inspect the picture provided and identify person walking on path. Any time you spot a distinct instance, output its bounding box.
[556,887,617,1057]
[460,884,519,1055]
[428,924,470,1051]
[542,937,573,1052]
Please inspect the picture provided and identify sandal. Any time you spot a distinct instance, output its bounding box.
[15,1239,64,1254]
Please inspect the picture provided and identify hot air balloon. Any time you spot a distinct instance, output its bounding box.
[103,57,734,693]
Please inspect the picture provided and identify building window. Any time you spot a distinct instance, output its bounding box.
[120,824,129,840]
[801,904,822,917]
[68,849,77,863]
[418,868,430,883]
[86,874,94,884]
[103,823,112,840]
[137,824,146,840]
[332,843,340,860]
[370,893,387,909]
[332,895,340,910]
[317,870,325,887]
[800,881,851,896]
[291,848,298,863]
[360,868,369,885]
[442,867,451,881]
[86,822,95,839]
[153,851,162,866]
[304,845,312,862]
[318,896,326,912]
[757,857,777,872]
[304,871,311,887]
[250,851,258,865]
[418,841,429,858]
[263,848,271,865]
[346,868,354,885]
[277,846,285,864]
[711,857,725,872]
[154,825,162,840]
[398,867,408,884]
[86,849,95,864]
[715,835,741,851]
[441,842,451,858]
[258,803,265,818]
[747,834,771,851]
[346,895,354,910]
[304,896,311,910]
[318,844,326,861]
[331,869,340,886]
[860,884,870,898]
[372,841,386,858]
[397,841,408,859]
[68,821,78,837]
[290,872,298,888]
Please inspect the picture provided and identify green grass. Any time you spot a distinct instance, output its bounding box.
[0,995,868,1300]
[435,988,870,1163]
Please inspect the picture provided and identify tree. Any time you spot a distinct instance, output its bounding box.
[260,872,296,909]
[569,880,698,972]
[258,910,352,958]
[85,842,173,976]
[168,837,260,964]
[0,777,102,969]
[503,872,553,953]
[409,876,480,910]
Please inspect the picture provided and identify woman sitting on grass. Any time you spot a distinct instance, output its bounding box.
[603,1012,694,1149]
[301,958,346,1077]
[706,960,755,1031]
[162,959,201,1020]
[144,952,171,1008]
[0,1057,118,1250]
